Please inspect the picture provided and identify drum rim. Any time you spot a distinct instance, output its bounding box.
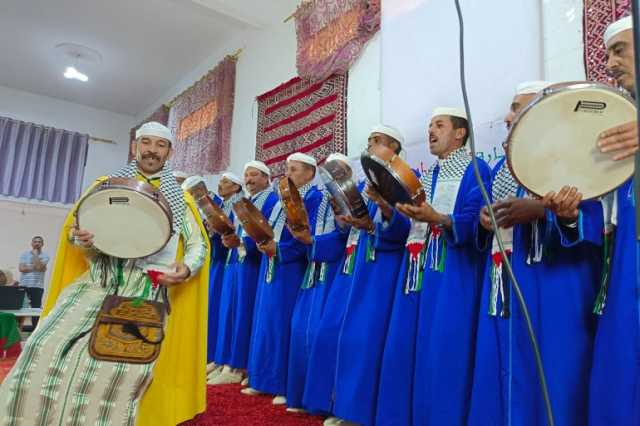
[278,177,311,234]
[76,183,173,259]
[506,80,636,200]
[232,197,274,244]
[319,166,367,218]
[361,150,425,204]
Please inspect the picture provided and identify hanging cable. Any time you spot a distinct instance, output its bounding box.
[452,1,555,424]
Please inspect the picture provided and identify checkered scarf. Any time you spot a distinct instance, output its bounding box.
[111,160,185,233]
[424,147,471,202]
[491,161,519,202]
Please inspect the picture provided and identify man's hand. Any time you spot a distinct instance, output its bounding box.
[396,201,451,228]
[157,262,191,287]
[72,227,95,248]
[598,121,639,161]
[222,233,241,249]
[337,214,375,232]
[542,186,582,222]
[258,239,277,257]
[479,206,493,231]
[493,198,545,228]
[289,226,313,245]
[365,184,393,220]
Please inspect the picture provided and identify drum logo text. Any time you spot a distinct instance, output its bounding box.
[109,196,130,205]
[573,100,606,113]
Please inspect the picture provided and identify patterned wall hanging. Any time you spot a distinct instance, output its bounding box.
[167,55,237,174]
[128,105,170,163]
[583,0,631,82]
[294,0,380,81]
[255,74,348,177]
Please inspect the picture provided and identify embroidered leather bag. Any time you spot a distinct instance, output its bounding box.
[89,295,166,364]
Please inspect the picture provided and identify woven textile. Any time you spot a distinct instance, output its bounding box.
[255,74,347,177]
[295,0,380,81]
[128,105,170,163]
[168,56,236,174]
[583,0,630,82]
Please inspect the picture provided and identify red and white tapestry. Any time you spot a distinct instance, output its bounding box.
[255,74,347,177]
[583,0,631,82]
[295,0,380,81]
[167,55,236,175]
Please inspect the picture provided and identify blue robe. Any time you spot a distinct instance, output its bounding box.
[469,160,603,426]
[589,179,640,425]
[213,208,240,366]
[228,191,278,369]
[301,227,361,414]
[332,206,410,426]
[207,194,228,363]
[375,250,422,426]
[248,185,323,396]
[412,160,491,426]
[287,218,345,409]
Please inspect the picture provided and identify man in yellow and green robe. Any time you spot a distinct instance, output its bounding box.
[0,122,210,426]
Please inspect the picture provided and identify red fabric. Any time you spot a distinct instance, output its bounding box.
[583,0,631,83]
[255,75,347,177]
[0,338,20,358]
[181,384,323,426]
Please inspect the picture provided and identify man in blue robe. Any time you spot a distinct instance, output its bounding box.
[245,152,324,405]
[301,170,370,420]
[197,173,244,382]
[468,82,604,426]
[210,163,278,385]
[590,16,640,425]
[396,107,491,426]
[329,125,411,426]
[286,154,348,412]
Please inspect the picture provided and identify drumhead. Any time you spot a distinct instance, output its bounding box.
[77,187,172,258]
[361,155,414,206]
[508,82,635,200]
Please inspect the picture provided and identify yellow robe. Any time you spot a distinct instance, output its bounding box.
[43,177,210,426]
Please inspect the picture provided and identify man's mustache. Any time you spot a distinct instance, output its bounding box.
[141,152,161,161]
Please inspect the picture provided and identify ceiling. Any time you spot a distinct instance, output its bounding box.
[0,0,300,116]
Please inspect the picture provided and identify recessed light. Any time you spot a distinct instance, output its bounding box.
[64,66,89,82]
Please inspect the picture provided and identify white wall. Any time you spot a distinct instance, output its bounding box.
[542,0,585,81]
[0,85,135,189]
[140,23,382,188]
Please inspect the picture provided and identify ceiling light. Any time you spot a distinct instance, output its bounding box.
[64,66,88,82]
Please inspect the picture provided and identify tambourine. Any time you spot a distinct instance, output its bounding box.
[233,197,274,245]
[278,177,312,241]
[184,181,235,236]
[319,159,370,220]
[361,144,426,206]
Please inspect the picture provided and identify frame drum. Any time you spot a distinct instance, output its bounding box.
[507,81,635,200]
[278,177,311,239]
[233,198,274,245]
[183,181,235,236]
[361,144,426,206]
[319,159,369,219]
[76,178,173,259]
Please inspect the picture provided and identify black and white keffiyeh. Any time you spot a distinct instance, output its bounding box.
[491,162,519,202]
[423,147,471,202]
